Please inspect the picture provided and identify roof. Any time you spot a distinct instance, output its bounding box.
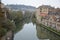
[48,11,60,15]
[38,5,54,9]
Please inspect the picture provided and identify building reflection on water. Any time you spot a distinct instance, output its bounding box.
[14,17,60,40]
[36,25,60,40]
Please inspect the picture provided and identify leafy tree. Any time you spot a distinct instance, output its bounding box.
[2,19,16,31]
[13,11,23,24]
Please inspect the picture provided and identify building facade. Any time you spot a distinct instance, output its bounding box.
[36,5,60,31]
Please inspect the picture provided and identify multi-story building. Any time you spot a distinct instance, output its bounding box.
[36,5,55,23]
[36,5,60,31]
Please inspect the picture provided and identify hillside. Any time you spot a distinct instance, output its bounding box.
[6,4,36,11]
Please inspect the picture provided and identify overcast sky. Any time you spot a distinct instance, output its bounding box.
[2,0,60,8]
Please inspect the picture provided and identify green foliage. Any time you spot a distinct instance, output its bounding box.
[0,11,16,37]
[9,11,17,20]
[1,29,7,36]
[32,13,36,24]
[0,19,16,37]
[39,24,60,36]
[0,27,7,37]
[24,11,31,17]
[14,21,23,33]
[10,11,23,24]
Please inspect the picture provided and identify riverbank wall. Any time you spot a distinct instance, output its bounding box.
[36,21,60,36]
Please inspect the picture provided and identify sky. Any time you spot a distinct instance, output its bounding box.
[2,0,60,8]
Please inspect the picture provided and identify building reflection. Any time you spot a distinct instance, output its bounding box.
[36,24,60,40]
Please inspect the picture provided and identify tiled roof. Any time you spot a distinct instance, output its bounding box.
[38,5,54,9]
[48,11,60,15]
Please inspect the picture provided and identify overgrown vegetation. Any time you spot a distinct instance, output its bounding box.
[39,24,60,36]
[0,9,34,37]
[32,12,36,24]
[0,10,23,37]
[9,11,24,33]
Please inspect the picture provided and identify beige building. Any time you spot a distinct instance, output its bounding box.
[36,5,60,31]
[36,5,55,23]
[39,5,54,16]
[36,8,41,23]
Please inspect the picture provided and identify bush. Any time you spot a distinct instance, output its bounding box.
[0,27,7,37]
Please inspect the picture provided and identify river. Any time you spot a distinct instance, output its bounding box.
[13,18,60,40]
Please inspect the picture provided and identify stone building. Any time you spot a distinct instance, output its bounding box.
[36,5,60,31]
[36,5,55,23]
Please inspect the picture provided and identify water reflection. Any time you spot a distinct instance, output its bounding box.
[36,25,60,40]
[14,21,24,33]
[14,17,60,40]
[14,17,31,33]
[14,22,39,40]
